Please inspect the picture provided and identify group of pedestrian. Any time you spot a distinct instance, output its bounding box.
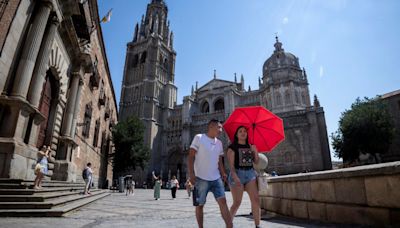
[152,171,182,200]
[188,119,262,228]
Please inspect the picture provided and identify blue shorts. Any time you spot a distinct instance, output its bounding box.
[193,177,225,206]
[228,168,257,186]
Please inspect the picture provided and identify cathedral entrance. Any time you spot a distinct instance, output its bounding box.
[37,70,58,149]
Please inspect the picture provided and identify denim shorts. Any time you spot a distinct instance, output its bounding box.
[228,168,257,186]
[193,177,225,206]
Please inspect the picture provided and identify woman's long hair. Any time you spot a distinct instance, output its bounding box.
[232,126,249,146]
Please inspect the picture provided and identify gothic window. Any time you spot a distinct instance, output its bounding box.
[82,103,92,138]
[132,54,139,68]
[163,58,168,69]
[214,98,224,111]
[301,93,306,105]
[285,91,291,105]
[201,101,209,113]
[93,119,100,147]
[276,93,282,106]
[295,91,300,104]
[140,51,147,63]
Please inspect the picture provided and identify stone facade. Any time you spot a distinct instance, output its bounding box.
[0,0,117,188]
[381,89,400,162]
[120,0,332,184]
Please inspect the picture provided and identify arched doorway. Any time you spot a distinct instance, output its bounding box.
[37,70,58,149]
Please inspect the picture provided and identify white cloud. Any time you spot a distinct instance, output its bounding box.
[319,66,324,77]
[282,17,289,24]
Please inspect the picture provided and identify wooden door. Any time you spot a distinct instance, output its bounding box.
[37,77,52,149]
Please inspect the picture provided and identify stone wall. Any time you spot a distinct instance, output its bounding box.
[260,161,400,226]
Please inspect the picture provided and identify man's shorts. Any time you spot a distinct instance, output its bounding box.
[228,168,257,186]
[193,177,225,206]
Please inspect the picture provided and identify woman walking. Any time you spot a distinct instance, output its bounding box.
[170,175,179,199]
[33,145,50,189]
[152,171,162,200]
[227,126,261,228]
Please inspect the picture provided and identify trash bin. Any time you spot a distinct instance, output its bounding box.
[118,176,125,193]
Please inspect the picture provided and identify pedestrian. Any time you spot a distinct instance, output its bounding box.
[82,163,93,195]
[33,145,50,189]
[126,176,134,196]
[170,175,179,199]
[227,126,261,228]
[188,119,233,228]
[152,171,162,200]
[185,178,193,198]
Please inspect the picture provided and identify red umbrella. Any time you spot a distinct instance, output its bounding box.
[223,106,285,153]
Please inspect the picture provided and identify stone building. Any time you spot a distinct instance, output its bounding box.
[0,0,117,188]
[120,0,332,184]
[381,89,400,162]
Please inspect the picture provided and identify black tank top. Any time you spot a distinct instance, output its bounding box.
[228,143,254,170]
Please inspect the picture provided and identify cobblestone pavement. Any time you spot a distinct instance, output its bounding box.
[0,189,352,228]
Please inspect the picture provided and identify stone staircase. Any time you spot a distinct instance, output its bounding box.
[0,178,110,217]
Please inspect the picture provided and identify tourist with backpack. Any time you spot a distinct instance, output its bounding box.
[83,163,93,195]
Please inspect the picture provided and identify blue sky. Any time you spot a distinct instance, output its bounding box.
[98,0,400,161]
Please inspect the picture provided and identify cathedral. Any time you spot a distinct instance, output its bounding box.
[119,0,332,185]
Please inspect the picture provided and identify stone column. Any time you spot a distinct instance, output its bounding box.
[10,1,52,99]
[61,72,80,137]
[28,15,59,108]
[70,79,84,137]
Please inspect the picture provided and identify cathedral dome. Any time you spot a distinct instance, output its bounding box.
[263,37,300,75]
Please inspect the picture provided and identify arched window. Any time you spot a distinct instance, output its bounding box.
[140,51,147,63]
[163,58,168,69]
[82,103,92,137]
[93,119,100,147]
[201,101,209,113]
[276,93,282,106]
[295,91,300,104]
[214,98,224,111]
[285,91,291,105]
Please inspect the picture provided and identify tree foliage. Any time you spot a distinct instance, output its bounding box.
[111,116,150,173]
[331,97,395,163]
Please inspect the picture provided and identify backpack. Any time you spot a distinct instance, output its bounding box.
[82,168,88,179]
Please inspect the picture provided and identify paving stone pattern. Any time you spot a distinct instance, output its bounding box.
[0,189,357,228]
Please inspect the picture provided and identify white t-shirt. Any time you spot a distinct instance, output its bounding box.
[190,134,224,181]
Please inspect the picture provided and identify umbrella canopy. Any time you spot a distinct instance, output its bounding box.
[223,106,285,153]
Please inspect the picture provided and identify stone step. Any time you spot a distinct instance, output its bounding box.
[0,186,84,195]
[0,179,24,184]
[0,189,101,202]
[0,190,106,209]
[0,192,110,217]
[0,183,29,189]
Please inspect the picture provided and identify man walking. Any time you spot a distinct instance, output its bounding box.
[83,163,93,195]
[188,119,232,228]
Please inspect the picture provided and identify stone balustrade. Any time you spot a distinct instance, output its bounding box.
[259,161,400,226]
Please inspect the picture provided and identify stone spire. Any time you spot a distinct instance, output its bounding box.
[214,69,216,79]
[234,73,237,83]
[133,23,139,41]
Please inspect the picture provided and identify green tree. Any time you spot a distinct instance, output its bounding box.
[331,97,395,163]
[111,116,150,173]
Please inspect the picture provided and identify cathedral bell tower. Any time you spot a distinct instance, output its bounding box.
[119,0,177,177]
